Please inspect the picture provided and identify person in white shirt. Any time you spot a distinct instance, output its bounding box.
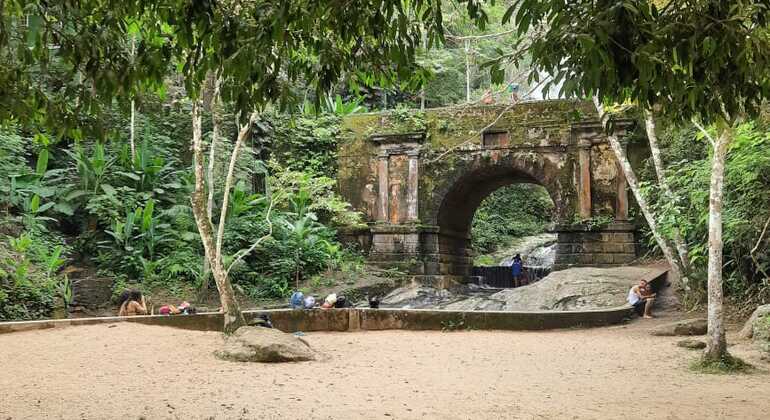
[627,279,656,318]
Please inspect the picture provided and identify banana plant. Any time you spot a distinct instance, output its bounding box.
[105,199,169,260]
[56,275,73,308]
[43,245,65,279]
[57,142,117,216]
[228,181,266,220]
[117,139,177,194]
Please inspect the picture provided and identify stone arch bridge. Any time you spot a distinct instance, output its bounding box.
[336,100,641,281]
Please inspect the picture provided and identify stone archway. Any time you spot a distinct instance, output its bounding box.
[337,100,640,282]
[427,151,563,277]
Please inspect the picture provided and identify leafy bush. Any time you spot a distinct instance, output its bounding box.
[0,230,68,321]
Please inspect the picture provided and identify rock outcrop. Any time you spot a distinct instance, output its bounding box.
[215,327,315,363]
[649,318,707,336]
[739,304,770,339]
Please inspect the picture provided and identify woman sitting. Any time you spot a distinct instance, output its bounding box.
[118,289,148,316]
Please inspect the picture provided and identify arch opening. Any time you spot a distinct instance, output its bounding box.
[434,165,560,279]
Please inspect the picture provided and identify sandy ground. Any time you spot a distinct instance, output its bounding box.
[0,319,768,420]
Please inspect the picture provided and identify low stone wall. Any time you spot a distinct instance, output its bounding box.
[0,305,633,335]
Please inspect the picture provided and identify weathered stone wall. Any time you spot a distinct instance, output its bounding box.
[0,306,635,335]
[337,100,639,280]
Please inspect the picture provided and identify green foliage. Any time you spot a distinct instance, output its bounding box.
[300,95,367,116]
[0,127,30,210]
[270,163,365,228]
[222,169,358,299]
[495,0,770,124]
[571,214,615,231]
[471,183,554,254]
[640,119,770,300]
[390,106,428,132]
[266,113,342,178]
[0,229,68,321]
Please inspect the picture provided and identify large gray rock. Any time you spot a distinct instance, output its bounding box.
[650,318,707,336]
[215,327,315,363]
[750,313,770,355]
[449,267,657,311]
[739,304,770,339]
[382,266,665,312]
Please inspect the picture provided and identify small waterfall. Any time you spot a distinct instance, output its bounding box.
[526,242,556,267]
[497,240,556,285]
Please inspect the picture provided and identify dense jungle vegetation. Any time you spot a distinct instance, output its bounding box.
[1,0,768,325]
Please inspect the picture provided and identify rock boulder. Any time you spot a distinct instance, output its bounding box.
[650,318,707,336]
[215,326,315,363]
[739,304,770,339]
[676,339,706,350]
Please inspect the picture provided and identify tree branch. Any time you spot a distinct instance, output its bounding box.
[751,213,770,256]
[644,109,690,271]
[692,118,716,147]
[225,192,279,279]
[214,111,258,268]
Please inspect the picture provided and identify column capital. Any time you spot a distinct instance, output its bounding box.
[577,138,593,148]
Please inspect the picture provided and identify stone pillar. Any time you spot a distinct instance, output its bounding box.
[615,142,629,221]
[406,151,419,222]
[377,153,389,222]
[578,139,592,219]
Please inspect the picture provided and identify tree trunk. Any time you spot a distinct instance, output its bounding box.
[130,100,136,160]
[129,36,137,160]
[704,125,732,361]
[593,97,684,282]
[190,101,245,335]
[643,110,691,281]
[214,112,258,268]
[464,39,471,103]
[200,76,221,295]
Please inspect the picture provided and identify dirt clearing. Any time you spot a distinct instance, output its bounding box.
[0,320,767,419]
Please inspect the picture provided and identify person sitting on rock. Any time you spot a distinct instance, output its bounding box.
[118,289,148,316]
[628,279,656,318]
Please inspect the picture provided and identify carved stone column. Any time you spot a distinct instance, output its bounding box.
[406,150,420,222]
[377,153,389,222]
[577,138,592,219]
[615,141,629,221]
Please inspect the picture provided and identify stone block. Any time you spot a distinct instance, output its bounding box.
[423,261,440,275]
[612,232,634,242]
[622,243,637,254]
[594,254,615,265]
[555,254,578,265]
[613,254,635,264]
[602,242,626,254]
[581,242,604,253]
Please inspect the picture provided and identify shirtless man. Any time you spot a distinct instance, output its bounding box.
[627,279,656,318]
